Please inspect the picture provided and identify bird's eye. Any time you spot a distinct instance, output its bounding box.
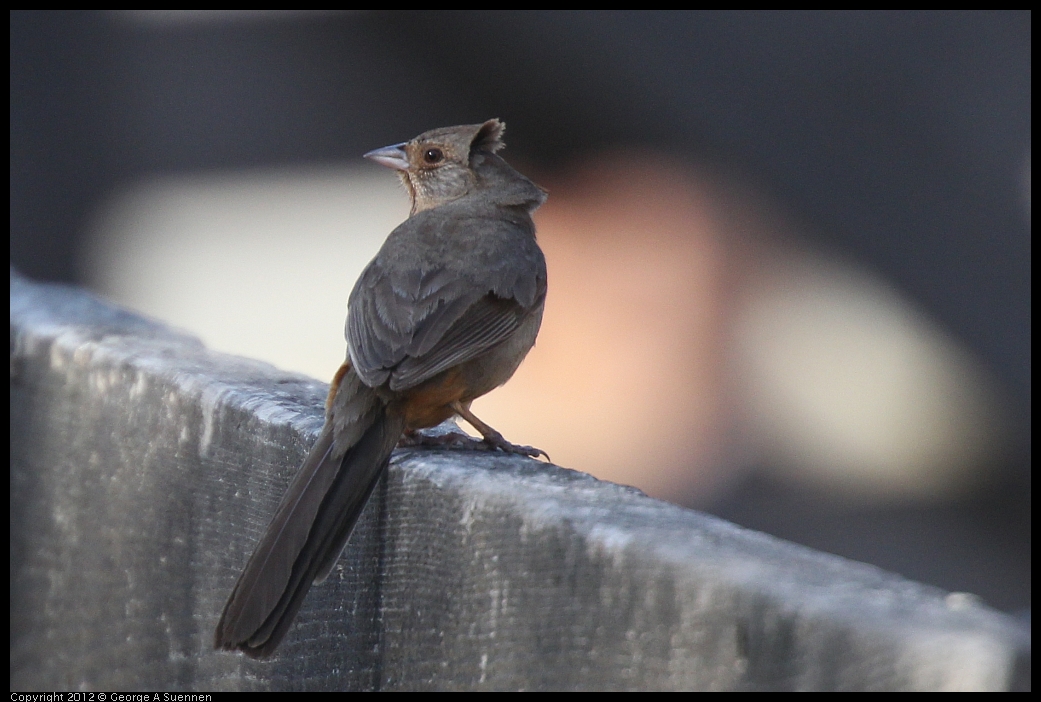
[423,148,444,164]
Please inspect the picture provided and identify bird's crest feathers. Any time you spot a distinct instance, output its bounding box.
[471,119,506,154]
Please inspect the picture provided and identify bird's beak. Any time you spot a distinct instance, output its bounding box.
[364,143,409,171]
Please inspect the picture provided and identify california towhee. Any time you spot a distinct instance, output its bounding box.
[215,119,548,657]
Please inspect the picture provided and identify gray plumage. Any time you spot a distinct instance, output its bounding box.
[215,119,547,658]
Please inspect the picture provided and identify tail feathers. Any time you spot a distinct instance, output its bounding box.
[312,407,405,584]
[215,406,405,658]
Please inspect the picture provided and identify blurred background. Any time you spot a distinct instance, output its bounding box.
[11,11,1029,613]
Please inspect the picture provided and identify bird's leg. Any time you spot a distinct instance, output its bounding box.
[450,401,550,460]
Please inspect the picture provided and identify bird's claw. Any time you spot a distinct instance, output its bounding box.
[398,429,479,449]
[478,429,551,461]
[398,428,549,461]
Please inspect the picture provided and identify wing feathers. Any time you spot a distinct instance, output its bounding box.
[347,213,545,392]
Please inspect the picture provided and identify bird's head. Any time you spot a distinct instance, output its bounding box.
[364,119,506,214]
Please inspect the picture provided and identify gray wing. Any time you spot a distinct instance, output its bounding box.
[389,294,530,390]
[346,208,545,392]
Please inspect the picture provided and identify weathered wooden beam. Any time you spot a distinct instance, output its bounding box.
[10,271,1029,691]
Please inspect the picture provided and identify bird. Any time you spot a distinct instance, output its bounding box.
[214,119,548,658]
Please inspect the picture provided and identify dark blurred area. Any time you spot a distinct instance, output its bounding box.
[10,11,1029,612]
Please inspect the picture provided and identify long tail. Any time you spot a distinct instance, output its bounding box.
[215,366,405,658]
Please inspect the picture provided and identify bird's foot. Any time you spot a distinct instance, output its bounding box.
[398,428,487,451]
[398,426,549,461]
[478,428,550,461]
[445,401,550,461]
